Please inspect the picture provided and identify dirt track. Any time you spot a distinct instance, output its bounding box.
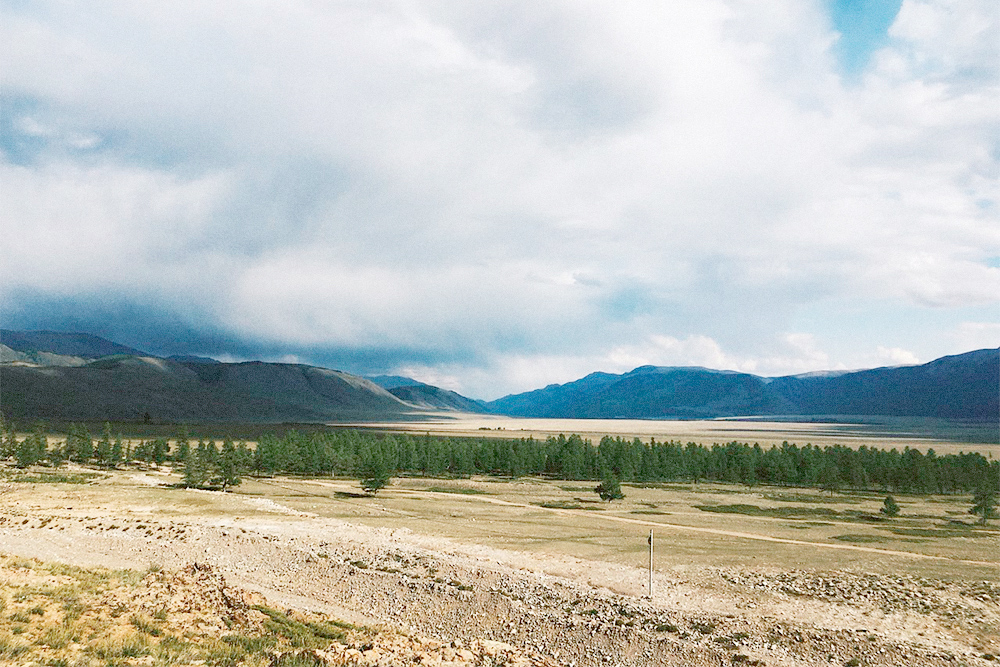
[1,470,998,666]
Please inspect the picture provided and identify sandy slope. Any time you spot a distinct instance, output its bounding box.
[1,470,998,666]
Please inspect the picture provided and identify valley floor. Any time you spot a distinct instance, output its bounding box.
[1,467,998,666]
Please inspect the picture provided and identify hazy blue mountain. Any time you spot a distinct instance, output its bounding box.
[3,328,994,424]
[488,367,793,418]
[387,384,489,413]
[0,330,148,358]
[768,349,999,421]
[488,349,999,421]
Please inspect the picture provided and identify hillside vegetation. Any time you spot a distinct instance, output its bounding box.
[2,330,997,424]
[0,357,415,423]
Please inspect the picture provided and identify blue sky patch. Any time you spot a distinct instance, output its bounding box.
[828,0,903,77]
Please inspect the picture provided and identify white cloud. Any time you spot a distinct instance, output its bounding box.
[951,322,1000,352]
[1,0,997,397]
[875,346,921,366]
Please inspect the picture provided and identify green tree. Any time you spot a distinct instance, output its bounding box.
[152,438,170,466]
[111,438,124,466]
[66,424,93,462]
[212,440,243,491]
[595,469,624,502]
[819,463,841,494]
[15,431,42,468]
[880,495,900,517]
[182,447,206,489]
[359,447,391,495]
[0,419,16,459]
[95,423,114,468]
[970,489,998,526]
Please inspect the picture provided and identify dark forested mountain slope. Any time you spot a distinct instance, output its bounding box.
[0,330,148,358]
[1,356,416,423]
[489,349,999,420]
[768,348,999,420]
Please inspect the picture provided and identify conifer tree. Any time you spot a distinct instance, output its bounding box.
[213,440,243,491]
[95,423,114,468]
[152,438,170,466]
[359,447,391,495]
[970,489,998,526]
[14,431,41,468]
[0,419,15,460]
[182,446,206,489]
[880,495,900,517]
[595,468,625,502]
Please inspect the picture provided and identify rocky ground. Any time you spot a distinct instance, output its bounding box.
[1,473,998,666]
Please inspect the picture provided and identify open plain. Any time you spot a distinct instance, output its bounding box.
[1,460,998,666]
[347,414,1000,456]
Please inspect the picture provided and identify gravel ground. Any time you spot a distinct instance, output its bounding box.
[1,474,998,667]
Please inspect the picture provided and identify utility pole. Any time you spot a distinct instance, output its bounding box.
[647,529,653,599]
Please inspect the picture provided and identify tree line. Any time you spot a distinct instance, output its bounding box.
[2,421,997,498]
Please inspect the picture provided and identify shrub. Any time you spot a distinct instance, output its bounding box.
[880,495,900,517]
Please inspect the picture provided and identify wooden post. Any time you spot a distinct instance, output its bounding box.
[647,529,653,599]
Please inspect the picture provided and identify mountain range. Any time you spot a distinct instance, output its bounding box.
[1,329,997,424]
[486,349,1000,421]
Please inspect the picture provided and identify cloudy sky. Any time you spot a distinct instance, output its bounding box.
[2,0,998,400]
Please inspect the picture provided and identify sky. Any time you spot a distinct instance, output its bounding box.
[1,0,998,400]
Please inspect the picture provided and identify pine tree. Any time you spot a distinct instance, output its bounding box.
[152,438,170,466]
[970,489,998,526]
[213,440,243,491]
[15,432,41,468]
[0,419,15,460]
[67,424,93,462]
[595,469,625,502]
[359,447,391,495]
[182,447,206,489]
[95,423,114,468]
[880,495,900,517]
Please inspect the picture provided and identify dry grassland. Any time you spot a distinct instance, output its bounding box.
[0,465,998,666]
[346,415,1000,456]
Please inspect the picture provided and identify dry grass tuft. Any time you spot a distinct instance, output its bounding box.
[0,553,370,667]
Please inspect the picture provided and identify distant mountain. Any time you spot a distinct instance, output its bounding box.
[488,349,1000,421]
[0,330,148,358]
[0,330,493,423]
[364,375,488,412]
[387,384,490,413]
[1,355,417,423]
[167,355,220,364]
[0,343,88,368]
[768,349,1000,421]
[488,366,793,419]
[365,375,427,390]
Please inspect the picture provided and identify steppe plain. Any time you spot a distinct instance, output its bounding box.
[1,417,998,666]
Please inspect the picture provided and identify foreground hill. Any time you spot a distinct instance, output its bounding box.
[0,355,416,423]
[488,348,1000,421]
